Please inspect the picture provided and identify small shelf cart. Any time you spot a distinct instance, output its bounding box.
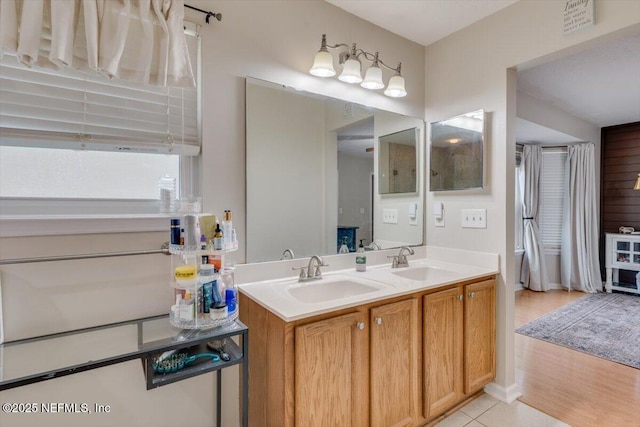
[0,315,248,427]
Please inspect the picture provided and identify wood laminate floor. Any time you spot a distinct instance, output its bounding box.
[515,289,640,427]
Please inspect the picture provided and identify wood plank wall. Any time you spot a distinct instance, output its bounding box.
[600,121,640,283]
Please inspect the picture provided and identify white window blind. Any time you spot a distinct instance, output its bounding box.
[540,149,567,249]
[0,28,199,156]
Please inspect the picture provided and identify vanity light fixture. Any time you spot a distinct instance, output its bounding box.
[309,34,407,98]
[634,173,640,190]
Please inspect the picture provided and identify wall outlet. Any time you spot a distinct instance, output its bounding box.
[382,208,399,224]
[461,209,486,228]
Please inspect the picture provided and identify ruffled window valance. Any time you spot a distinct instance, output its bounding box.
[0,0,195,87]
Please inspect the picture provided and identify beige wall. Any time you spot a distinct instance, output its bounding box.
[425,0,640,399]
[2,0,639,425]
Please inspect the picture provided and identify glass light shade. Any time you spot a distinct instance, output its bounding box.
[309,51,336,77]
[384,75,407,97]
[360,65,384,89]
[634,173,640,190]
[338,58,362,84]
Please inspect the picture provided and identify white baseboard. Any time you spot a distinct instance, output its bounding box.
[484,382,522,403]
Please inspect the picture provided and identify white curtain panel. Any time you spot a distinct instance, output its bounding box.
[0,0,194,87]
[561,143,602,293]
[519,145,550,291]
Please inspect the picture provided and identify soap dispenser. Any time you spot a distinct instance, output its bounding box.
[356,239,366,272]
[338,236,350,254]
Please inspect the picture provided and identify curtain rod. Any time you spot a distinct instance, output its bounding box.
[185,4,222,24]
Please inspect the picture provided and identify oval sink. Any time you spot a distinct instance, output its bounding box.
[392,266,461,282]
[288,280,385,303]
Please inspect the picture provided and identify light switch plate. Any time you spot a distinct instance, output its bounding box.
[461,209,486,228]
[382,208,399,224]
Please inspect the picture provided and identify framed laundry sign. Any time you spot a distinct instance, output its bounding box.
[563,0,595,35]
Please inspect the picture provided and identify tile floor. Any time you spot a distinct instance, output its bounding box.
[435,394,570,427]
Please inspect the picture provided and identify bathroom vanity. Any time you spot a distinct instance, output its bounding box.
[238,255,497,426]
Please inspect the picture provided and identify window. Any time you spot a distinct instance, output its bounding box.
[515,167,524,251]
[539,149,567,251]
[515,146,567,253]
[0,25,200,217]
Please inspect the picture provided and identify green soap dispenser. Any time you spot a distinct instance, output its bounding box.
[356,239,366,272]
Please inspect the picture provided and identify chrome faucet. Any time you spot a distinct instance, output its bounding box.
[293,255,327,282]
[280,248,295,260]
[389,246,414,268]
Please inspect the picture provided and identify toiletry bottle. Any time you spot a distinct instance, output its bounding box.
[170,218,181,245]
[199,264,217,316]
[213,223,224,250]
[339,236,350,254]
[220,267,237,314]
[200,234,208,251]
[222,210,233,249]
[183,214,199,248]
[180,292,194,321]
[225,288,237,314]
[356,239,366,272]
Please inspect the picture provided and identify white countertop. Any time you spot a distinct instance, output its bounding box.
[239,257,497,322]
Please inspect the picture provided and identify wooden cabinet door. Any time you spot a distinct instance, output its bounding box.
[294,311,368,427]
[423,287,464,419]
[464,279,496,394]
[370,299,421,427]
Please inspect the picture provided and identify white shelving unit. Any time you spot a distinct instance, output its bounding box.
[169,215,238,330]
[605,232,640,295]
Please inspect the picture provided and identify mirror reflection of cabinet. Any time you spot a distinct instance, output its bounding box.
[430,110,485,191]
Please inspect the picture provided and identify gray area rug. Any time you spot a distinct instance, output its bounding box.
[516,293,640,369]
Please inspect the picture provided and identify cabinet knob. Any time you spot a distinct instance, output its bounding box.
[468,292,476,298]
[356,322,365,330]
[374,317,383,325]
[457,294,464,301]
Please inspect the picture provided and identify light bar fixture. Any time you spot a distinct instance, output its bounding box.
[309,34,407,98]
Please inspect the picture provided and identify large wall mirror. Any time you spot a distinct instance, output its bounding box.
[246,78,424,263]
[430,110,485,191]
